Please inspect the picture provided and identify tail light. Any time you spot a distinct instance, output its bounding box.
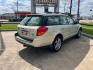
[36,26,48,36]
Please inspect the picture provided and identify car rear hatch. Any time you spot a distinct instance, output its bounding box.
[17,15,44,40]
[18,25,39,40]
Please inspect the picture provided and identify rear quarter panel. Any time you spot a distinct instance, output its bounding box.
[42,25,67,45]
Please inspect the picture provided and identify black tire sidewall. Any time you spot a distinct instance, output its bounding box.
[75,30,81,38]
[51,36,63,52]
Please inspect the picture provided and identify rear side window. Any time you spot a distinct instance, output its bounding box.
[60,16,68,25]
[45,16,60,25]
[66,17,74,25]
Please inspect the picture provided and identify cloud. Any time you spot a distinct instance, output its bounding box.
[80,0,93,16]
[0,0,31,14]
[0,0,93,16]
[0,6,13,14]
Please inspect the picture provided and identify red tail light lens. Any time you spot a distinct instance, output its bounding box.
[37,26,48,36]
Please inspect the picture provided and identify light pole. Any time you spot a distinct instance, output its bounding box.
[77,0,80,23]
[44,5,48,13]
[17,0,18,12]
[70,0,72,15]
[31,0,36,13]
[16,0,18,19]
[64,0,66,13]
[54,0,59,13]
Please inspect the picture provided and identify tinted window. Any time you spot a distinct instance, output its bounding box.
[72,16,79,24]
[20,17,30,25]
[66,17,74,25]
[27,17,42,26]
[20,16,42,26]
[60,16,68,25]
[46,16,59,25]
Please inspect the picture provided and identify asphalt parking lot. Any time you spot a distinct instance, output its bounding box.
[0,31,93,70]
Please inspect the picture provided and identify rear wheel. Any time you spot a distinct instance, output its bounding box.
[51,36,63,52]
[23,44,27,47]
[23,44,32,48]
[75,29,82,38]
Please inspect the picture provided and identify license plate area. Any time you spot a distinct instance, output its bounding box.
[21,29,29,36]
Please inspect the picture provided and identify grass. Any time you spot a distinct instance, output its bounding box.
[0,24,18,30]
[80,22,93,25]
[0,23,93,36]
[82,25,93,35]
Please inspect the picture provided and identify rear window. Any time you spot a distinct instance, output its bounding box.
[20,17,30,25]
[20,16,43,26]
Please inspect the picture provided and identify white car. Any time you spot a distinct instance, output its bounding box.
[15,13,82,52]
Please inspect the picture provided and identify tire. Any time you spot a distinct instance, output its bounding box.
[23,45,32,48]
[50,36,63,52]
[75,29,81,38]
[23,44,27,47]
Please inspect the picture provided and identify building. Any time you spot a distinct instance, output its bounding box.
[15,11,32,19]
[0,13,16,20]
[0,11,32,21]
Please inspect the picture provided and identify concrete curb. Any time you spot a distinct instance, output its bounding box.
[0,30,17,31]
[0,31,5,55]
[82,32,93,39]
[81,24,93,26]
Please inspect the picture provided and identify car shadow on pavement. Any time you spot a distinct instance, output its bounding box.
[19,36,90,70]
[0,31,5,55]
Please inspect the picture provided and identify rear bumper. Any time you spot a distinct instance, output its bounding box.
[15,33,49,47]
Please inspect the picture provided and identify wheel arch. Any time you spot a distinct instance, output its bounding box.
[51,33,63,52]
[53,34,63,42]
[80,27,82,31]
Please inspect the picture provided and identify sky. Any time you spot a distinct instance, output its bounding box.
[0,0,93,16]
